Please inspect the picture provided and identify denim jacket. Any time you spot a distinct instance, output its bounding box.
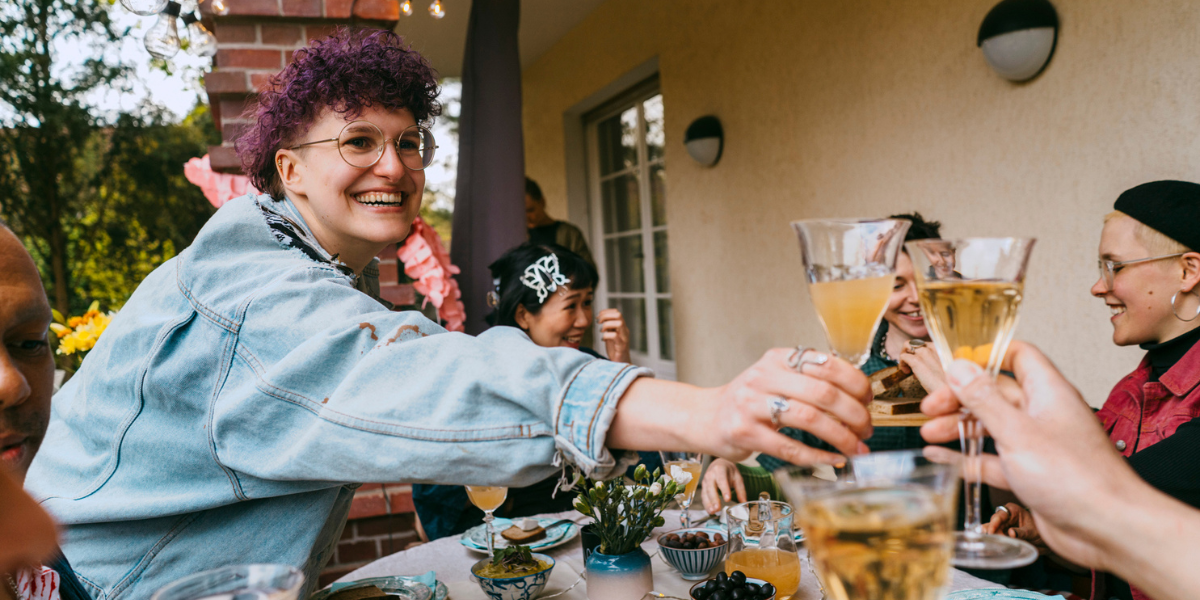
[25,195,649,600]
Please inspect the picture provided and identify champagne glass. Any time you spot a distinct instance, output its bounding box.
[776,450,960,600]
[152,564,304,600]
[659,451,703,527]
[465,485,508,558]
[792,219,912,366]
[906,237,1038,569]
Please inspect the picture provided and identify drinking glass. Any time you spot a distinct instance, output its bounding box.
[725,497,801,600]
[905,237,1038,569]
[792,219,912,366]
[776,450,960,600]
[465,485,509,558]
[659,451,703,527]
[152,564,304,600]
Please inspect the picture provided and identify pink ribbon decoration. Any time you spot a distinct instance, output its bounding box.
[183,154,258,209]
[398,217,466,332]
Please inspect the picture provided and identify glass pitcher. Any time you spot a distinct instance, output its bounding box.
[725,494,801,599]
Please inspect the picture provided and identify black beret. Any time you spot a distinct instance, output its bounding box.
[1114,180,1200,252]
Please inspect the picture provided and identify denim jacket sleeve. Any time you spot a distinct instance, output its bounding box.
[214,265,649,492]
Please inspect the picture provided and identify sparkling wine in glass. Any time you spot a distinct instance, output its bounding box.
[465,485,508,558]
[792,219,912,366]
[777,450,960,600]
[659,451,703,528]
[906,237,1038,569]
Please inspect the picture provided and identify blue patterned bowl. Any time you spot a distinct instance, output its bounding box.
[470,553,556,600]
[657,528,729,580]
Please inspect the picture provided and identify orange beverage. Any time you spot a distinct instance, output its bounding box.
[725,548,801,598]
[808,276,894,366]
[465,486,508,511]
[666,460,702,500]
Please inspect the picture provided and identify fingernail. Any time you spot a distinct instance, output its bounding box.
[833,461,846,469]
[857,441,870,454]
[811,353,829,365]
[946,360,984,388]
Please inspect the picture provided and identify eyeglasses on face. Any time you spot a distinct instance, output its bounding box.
[1097,252,1186,291]
[288,121,437,171]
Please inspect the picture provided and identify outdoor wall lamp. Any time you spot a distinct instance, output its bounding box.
[684,116,723,167]
[977,0,1059,82]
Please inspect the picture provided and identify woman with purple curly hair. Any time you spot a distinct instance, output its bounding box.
[25,29,874,598]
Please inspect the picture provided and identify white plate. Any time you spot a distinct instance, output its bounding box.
[459,518,580,554]
[945,592,1065,600]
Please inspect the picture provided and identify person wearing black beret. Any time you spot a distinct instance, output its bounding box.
[984,180,1200,600]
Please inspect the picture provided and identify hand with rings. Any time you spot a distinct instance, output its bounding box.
[897,338,948,394]
[685,345,873,467]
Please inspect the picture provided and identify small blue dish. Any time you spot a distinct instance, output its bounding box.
[470,553,556,600]
[657,527,728,580]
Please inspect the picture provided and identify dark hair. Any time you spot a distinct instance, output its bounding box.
[488,243,598,328]
[525,177,544,203]
[236,28,442,199]
[890,212,942,242]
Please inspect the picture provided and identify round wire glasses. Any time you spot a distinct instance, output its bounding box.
[289,121,437,171]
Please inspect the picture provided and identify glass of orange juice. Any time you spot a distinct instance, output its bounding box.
[791,219,912,367]
[725,497,801,599]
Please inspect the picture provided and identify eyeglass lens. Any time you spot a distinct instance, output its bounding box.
[1099,261,1114,290]
[336,122,435,170]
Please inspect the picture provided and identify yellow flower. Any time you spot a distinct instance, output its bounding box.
[54,307,115,356]
[49,323,72,337]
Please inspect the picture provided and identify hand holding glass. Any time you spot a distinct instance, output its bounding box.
[906,237,1038,569]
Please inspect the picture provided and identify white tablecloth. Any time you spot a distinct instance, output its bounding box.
[336,510,1002,599]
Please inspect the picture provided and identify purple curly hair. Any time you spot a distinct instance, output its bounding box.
[236,28,441,199]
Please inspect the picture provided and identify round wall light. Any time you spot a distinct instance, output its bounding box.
[684,116,723,167]
[977,0,1059,82]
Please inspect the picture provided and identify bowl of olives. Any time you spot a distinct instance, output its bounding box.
[656,528,728,580]
[689,571,776,600]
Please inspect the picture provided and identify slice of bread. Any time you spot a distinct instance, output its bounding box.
[500,524,547,543]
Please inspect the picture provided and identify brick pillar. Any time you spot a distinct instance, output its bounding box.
[202,0,400,173]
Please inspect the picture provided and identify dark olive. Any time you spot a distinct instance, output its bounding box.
[731,588,748,600]
[744,583,760,595]
[714,572,728,585]
[704,580,719,591]
[729,571,746,586]
[710,591,729,600]
[692,586,711,600]
[759,583,775,598]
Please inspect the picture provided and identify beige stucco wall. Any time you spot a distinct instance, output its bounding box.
[522,0,1200,406]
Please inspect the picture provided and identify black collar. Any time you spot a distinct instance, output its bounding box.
[1141,326,1200,382]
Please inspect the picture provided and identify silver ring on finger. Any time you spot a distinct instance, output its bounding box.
[767,396,790,427]
[787,346,828,373]
[994,505,1011,517]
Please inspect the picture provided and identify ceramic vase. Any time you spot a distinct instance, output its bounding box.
[585,548,653,600]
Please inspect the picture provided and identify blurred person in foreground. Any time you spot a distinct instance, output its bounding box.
[703,213,949,512]
[982,181,1200,600]
[0,223,87,600]
[24,29,874,598]
[921,342,1200,600]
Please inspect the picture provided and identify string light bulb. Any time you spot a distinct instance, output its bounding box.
[208,0,230,16]
[121,0,168,16]
[428,0,445,19]
[181,13,218,57]
[400,0,413,16]
[144,1,182,59]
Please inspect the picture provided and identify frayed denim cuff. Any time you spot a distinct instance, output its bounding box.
[554,359,652,478]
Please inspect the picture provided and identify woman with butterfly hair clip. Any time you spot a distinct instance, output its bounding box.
[413,243,649,540]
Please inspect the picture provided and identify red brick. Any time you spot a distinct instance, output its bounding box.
[325,0,396,19]
[354,513,418,537]
[204,70,249,94]
[208,145,243,173]
[261,24,303,45]
[221,121,251,144]
[217,48,283,69]
[387,489,415,513]
[226,0,280,16]
[348,494,388,519]
[337,540,380,563]
[218,97,255,121]
[250,72,278,92]
[380,284,415,307]
[214,23,258,43]
[281,0,321,17]
[284,50,295,64]
[318,566,358,589]
[340,521,358,540]
[305,24,338,42]
[357,483,385,492]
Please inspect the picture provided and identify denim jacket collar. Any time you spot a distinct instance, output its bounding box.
[263,195,382,301]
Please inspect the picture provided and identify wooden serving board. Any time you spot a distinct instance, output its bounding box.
[870,411,932,427]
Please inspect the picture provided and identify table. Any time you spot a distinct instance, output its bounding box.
[336,510,1002,600]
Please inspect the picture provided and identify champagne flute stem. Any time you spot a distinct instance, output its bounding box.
[484,510,496,558]
[682,498,692,528]
[958,412,985,542]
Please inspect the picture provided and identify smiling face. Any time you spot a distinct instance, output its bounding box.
[883,251,928,340]
[277,106,425,272]
[0,228,53,483]
[1090,214,1194,346]
[515,285,595,350]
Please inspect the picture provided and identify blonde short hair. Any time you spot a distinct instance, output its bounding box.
[1105,210,1192,255]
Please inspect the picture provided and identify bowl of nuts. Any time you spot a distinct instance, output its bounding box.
[656,528,728,580]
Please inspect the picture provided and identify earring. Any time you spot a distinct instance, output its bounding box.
[1170,291,1200,322]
